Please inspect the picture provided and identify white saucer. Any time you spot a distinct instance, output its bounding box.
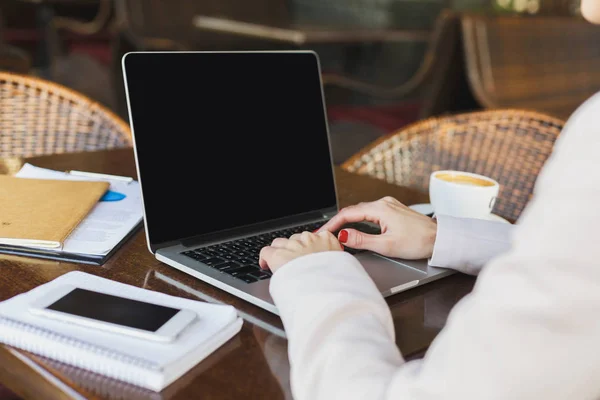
[409,203,510,224]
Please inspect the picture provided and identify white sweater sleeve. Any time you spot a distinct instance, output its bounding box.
[429,215,513,275]
[269,92,600,400]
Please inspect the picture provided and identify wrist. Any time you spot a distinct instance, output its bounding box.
[425,217,438,258]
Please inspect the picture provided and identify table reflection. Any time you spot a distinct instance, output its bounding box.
[253,325,292,400]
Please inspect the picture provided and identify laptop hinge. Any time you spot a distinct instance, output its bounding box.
[151,208,338,253]
[178,210,328,249]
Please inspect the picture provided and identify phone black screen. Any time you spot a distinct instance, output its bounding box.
[46,288,180,332]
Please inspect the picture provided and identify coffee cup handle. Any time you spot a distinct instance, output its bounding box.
[489,196,497,211]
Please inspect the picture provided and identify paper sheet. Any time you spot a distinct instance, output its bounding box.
[15,164,143,256]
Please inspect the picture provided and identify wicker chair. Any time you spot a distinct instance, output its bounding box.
[461,14,600,120]
[0,71,132,158]
[341,109,565,222]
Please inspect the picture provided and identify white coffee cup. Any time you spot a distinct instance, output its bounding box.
[429,170,499,219]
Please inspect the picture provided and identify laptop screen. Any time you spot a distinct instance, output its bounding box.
[123,51,337,248]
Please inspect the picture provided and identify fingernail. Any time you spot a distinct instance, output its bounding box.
[312,229,319,233]
[338,229,348,243]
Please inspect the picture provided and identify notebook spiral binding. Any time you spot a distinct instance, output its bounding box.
[0,316,161,387]
[40,356,163,400]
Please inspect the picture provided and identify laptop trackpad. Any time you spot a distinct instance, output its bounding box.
[355,253,426,294]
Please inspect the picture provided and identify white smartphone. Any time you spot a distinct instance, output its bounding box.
[29,284,197,343]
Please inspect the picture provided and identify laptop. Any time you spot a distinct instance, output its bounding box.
[122,51,453,315]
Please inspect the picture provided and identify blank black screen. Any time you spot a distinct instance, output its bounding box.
[47,288,180,332]
[123,52,337,246]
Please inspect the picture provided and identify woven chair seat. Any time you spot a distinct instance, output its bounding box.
[0,71,132,158]
[341,109,565,222]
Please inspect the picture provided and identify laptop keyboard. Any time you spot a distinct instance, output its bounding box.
[180,221,380,284]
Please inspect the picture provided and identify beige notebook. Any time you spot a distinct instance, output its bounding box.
[0,176,109,248]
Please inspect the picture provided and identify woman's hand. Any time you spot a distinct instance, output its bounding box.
[259,231,343,273]
[317,196,437,260]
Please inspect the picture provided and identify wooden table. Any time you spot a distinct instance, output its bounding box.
[0,149,476,400]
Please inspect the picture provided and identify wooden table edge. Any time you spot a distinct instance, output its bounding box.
[0,346,95,400]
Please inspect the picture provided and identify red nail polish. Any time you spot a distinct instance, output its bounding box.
[338,229,348,243]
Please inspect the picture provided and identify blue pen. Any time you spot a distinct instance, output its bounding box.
[100,190,127,202]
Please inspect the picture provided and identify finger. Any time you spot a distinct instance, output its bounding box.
[317,204,380,233]
[317,230,344,250]
[285,234,305,251]
[289,233,302,242]
[299,231,313,243]
[259,246,276,269]
[270,237,288,248]
[338,228,386,252]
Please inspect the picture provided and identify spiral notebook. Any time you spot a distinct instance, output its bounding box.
[0,272,243,391]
